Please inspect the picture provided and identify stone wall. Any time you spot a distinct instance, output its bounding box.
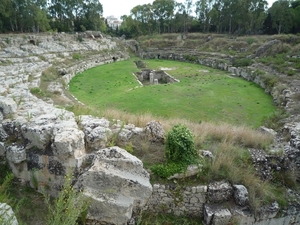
[137,69,179,85]
[143,182,300,225]
[145,184,207,217]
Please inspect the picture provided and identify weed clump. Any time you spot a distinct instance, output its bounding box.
[233,58,253,67]
[44,174,89,225]
[152,124,200,178]
[165,124,197,165]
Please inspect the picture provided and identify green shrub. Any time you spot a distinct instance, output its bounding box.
[30,87,45,97]
[165,124,197,165]
[151,162,186,178]
[261,73,278,88]
[287,69,296,76]
[77,36,83,42]
[294,62,300,69]
[246,37,256,45]
[72,53,82,60]
[0,173,14,204]
[184,55,198,62]
[233,58,253,67]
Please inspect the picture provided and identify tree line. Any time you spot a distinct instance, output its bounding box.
[118,0,300,37]
[0,0,299,36]
[0,0,105,32]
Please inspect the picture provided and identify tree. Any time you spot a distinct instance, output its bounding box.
[291,0,300,33]
[269,0,293,34]
[195,0,213,32]
[0,0,14,32]
[152,0,175,33]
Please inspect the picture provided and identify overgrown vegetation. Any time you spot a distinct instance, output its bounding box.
[0,163,89,225]
[43,174,89,225]
[151,124,200,179]
[165,124,198,165]
[30,87,45,98]
[0,173,17,225]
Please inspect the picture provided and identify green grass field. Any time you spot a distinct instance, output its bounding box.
[69,58,276,128]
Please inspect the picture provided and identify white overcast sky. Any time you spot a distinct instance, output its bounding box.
[101,0,277,19]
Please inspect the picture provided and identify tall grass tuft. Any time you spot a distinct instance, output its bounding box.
[199,140,288,213]
[44,173,89,225]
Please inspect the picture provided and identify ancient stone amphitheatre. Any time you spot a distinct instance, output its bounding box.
[0,32,300,225]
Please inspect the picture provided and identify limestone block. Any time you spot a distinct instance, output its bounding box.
[0,97,17,115]
[168,164,201,180]
[196,185,207,193]
[52,125,85,161]
[116,128,133,141]
[21,124,53,150]
[0,142,5,157]
[75,146,152,225]
[258,201,279,221]
[0,124,8,141]
[213,208,232,225]
[259,126,277,137]
[199,150,214,159]
[0,202,18,225]
[6,145,26,164]
[233,185,249,206]
[80,115,111,149]
[228,66,237,74]
[204,204,232,225]
[231,207,255,225]
[145,121,165,143]
[208,181,233,203]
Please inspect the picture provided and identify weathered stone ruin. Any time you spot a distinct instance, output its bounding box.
[1,33,300,225]
[136,69,179,85]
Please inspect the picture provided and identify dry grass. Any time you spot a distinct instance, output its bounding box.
[291,43,300,55]
[68,104,273,150]
[199,140,288,213]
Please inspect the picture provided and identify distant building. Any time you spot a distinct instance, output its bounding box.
[106,16,122,30]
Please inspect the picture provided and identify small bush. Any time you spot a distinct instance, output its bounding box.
[246,37,256,45]
[261,73,278,89]
[233,58,253,67]
[287,69,296,76]
[263,110,289,131]
[72,53,82,60]
[294,62,300,69]
[165,124,198,165]
[151,162,186,178]
[41,67,59,82]
[30,87,45,97]
[77,36,83,42]
[184,55,198,62]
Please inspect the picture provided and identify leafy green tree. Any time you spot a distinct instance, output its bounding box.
[152,0,175,33]
[195,0,213,32]
[269,0,293,34]
[0,0,14,32]
[291,0,300,33]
